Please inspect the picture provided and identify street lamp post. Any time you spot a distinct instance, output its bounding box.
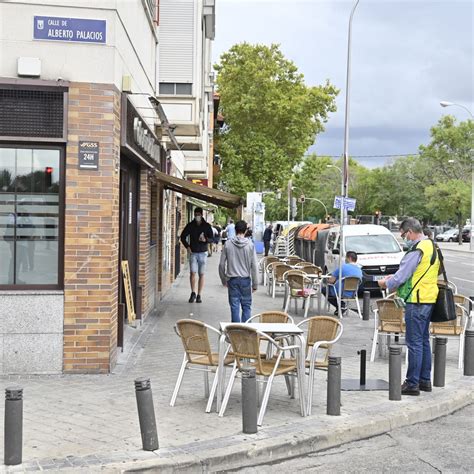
[342,0,360,227]
[304,197,329,220]
[440,101,474,251]
[326,164,345,318]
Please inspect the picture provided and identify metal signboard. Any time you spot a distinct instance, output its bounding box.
[333,196,357,212]
[78,141,99,170]
[34,16,106,44]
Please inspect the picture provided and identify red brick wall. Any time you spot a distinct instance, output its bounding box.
[63,82,121,373]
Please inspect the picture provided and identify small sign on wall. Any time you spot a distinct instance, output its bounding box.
[78,141,99,170]
[33,16,106,44]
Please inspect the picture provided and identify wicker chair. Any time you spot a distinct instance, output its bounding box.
[326,277,362,318]
[283,270,317,318]
[259,256,279,285]
[283,256,303,266]
[246,311,294,324]
[296,264,322,275]
[273,316,342,415]
[370,299,405,362]
[268,263,292,298]
[218,324,304,426]
[171,319,234,412]
[430,294,472,368]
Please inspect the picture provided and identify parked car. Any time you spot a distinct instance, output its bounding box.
[462,228,471,242]
[435,228,459,242]
[323,224,404,292]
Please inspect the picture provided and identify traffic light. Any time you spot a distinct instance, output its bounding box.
[45,166,53,188]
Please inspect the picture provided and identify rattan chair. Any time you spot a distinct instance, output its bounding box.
[326,277,362,318]
[246,311,294,324]
[370,299,405,362]
[218,324,304,426]
[430,294,472,368]
[171,319,234,412]
[296,264,322,275]
[283,270,317,318]
[268,263,292,298]
[297,316,343,415]
[259,256,279,285]
[283,256,303,266]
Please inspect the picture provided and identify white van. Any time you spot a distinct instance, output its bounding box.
[324,224,405,292]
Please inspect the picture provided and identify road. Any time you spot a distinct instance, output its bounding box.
[227,404,474,473]
[439,245,474,297]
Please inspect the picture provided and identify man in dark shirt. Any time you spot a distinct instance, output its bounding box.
[180,207,214,303]
[263,224,273,256]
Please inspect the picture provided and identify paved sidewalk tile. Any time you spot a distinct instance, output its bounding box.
[0,253,472,472]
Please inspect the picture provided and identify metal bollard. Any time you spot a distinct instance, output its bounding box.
[358,350,366,386]
[327,356,341,416]
[362,291,371,321]
[134,378,159,451]
[4,386,23,466]
[241,367,258,434]
[464,329,474,376]
[433,337,447,387]
[388,346,402,400]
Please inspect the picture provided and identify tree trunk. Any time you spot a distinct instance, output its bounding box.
[457,215,463,245]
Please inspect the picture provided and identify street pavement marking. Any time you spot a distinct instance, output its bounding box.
[451,276,474,283]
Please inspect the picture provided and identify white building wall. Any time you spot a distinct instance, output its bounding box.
[0,0,158,97]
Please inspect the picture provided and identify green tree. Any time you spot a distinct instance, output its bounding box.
[214,43,338,196]
[425,180,470,239]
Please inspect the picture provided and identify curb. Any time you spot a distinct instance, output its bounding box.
[112,378,474,473]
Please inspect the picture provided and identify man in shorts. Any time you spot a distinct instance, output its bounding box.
[180,207,214,303]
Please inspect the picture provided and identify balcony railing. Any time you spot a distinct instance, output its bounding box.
[145,0,156,22]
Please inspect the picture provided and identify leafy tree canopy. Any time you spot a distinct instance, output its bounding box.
[214,43,338,196]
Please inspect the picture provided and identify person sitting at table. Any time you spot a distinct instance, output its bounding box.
[323,251,362,315]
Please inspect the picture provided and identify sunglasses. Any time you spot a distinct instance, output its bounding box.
[401,229,411,239]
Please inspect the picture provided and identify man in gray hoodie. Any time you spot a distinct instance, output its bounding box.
[219,220,258,322]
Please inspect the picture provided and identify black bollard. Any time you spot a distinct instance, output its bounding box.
[327,356,341,416]
[464,329,474,376]
[4,386,23,466]
[134,378,159,451]
[362,291,371,321]
[389,346,402,400]
[241,367,258,434]
[433,337,447,387]
[358,350,366,386]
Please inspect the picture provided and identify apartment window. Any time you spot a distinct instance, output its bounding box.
[159,83,192,96]
[0,146,63,287]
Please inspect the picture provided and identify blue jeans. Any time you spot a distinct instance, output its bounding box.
[405,303,434,387]
[228,277,252,323]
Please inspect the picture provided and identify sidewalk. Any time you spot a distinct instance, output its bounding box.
[1,254,473,472]
[437,242,474,254]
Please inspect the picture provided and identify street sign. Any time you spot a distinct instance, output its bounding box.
[33,16,106,44]
[333,196,356,212]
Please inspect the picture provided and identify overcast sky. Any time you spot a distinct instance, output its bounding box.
[212,0,473,168]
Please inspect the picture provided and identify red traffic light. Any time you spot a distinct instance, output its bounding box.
[45,167,53,174]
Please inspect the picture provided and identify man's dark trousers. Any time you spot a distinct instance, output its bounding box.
[264,241,270,256]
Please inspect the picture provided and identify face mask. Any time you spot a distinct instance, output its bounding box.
[195,216,202,223]
[403,236,415,248]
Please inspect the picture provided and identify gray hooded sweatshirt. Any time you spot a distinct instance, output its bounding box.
[219,236,258,290]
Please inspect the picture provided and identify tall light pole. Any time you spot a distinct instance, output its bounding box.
[342,0,360,226]
[327,164,345,318]
[439,101,474,251]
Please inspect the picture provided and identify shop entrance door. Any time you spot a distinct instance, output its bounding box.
[118,158,139,348]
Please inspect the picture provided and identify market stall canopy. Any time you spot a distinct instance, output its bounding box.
[155,171,243,209]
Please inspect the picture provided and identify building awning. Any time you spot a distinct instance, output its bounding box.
[155,171,243,209]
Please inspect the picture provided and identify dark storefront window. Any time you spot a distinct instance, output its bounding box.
[0,146,63,287]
